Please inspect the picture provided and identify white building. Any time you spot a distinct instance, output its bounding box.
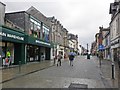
[68,33,78,54]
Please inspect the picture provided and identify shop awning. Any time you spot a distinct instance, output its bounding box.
[26,35,52,48]
[0,26,25,43]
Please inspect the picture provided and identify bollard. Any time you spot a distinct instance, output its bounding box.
[19,61,21,73]
[112,62,115,79]
[87,54,90,59]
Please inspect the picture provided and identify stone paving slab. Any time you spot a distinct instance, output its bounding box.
[1,56,120,88]
[94,57,120,88]
[1,60,54,83]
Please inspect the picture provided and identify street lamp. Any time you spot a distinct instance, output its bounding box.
[64,36,67,58]
[87,43,88,54]
[87,43,90,59]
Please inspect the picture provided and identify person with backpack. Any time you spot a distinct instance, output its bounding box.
[69,52,75,66]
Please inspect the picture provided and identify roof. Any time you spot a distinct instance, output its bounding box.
[0,2,6,6]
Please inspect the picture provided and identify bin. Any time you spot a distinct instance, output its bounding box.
[87,54,90,59]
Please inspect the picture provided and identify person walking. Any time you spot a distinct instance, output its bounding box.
[57,53,62,66]
[54,54,57,64]
[69,52,75,66]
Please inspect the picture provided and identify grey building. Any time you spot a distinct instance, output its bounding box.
[0,2,5,25]
[48,16,69,58]
[109,0,120,66]
[5,6,52,62]
[0,2,5,67]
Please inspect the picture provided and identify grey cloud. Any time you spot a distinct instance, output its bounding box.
[4,0,113,48]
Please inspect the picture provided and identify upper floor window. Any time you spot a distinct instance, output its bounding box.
[29,17,41,38]
[116,18,119,35]
[43,24,50,42]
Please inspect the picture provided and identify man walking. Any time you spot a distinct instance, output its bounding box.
[57,53,62,66]
[69,52,75,66]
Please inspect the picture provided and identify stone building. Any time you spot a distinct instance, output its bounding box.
[109,0,120,65]
[5,6,52,63]
[0,2,5,25]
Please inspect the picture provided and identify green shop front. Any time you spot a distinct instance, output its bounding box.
[0,26,25,66]
[26,36,52,62]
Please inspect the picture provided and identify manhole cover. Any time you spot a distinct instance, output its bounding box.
[69,83,88,89]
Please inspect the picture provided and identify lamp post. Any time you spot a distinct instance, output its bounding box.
[87,43,90,59]
[64,36,67,59]
[87,43,88,54]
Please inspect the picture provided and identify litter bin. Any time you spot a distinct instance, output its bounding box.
[87,54,90,59]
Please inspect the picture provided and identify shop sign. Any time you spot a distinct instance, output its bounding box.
[111,39,119,46]
[0,31,24,41]
[35,40,50,46]
[98,44,105,50]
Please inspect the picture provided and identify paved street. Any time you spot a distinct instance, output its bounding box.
[2,56,119,88]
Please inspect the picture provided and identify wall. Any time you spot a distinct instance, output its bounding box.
[0,2,5,25]
[5,12,26,31]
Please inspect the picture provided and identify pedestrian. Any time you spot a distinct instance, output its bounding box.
[54,54,57,64]
[57,53,62,66]
[69,52,75,66]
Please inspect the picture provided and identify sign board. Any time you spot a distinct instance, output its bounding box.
[99,45,105,50]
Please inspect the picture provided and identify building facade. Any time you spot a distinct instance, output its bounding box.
[5,6,52,63]
[48,16,69,59]
[68,33,79,54]
[1,25,25,66]
[109,0,120,66]
[91,41,97,56]
[0,2,5,25]
[102,28,111,59]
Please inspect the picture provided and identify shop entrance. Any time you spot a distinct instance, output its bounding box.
[27,45,40,62]
[0,41,25,66]
[45,47,50,60]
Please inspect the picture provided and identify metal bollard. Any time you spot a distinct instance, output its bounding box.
[112,62,115,79]
[19,61,21,73]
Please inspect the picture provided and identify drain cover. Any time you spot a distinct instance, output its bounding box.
[69,83,88,89]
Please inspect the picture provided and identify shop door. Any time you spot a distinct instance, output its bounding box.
[34,46,39,61]
[45,48,50,60]
[14,43,25,65]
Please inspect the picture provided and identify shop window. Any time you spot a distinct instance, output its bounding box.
[43,25,50,42]
[30,17,41,38]
[1,42,14,66]
[33,32,38,38]
[29,22,34,35]
[37,25,41,38]
[7,42,14,64]
[42,28,45,40]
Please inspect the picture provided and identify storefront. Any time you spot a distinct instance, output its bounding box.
[111,37,120,67]
[26,36,52,62]
[0,26,25,66]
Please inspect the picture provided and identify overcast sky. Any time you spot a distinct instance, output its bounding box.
[2,0,114,49]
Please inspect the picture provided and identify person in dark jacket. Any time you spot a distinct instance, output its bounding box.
[69,54,75,66]
[57,53,62,66]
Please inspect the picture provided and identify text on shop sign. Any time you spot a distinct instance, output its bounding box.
[0,32,24,41]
